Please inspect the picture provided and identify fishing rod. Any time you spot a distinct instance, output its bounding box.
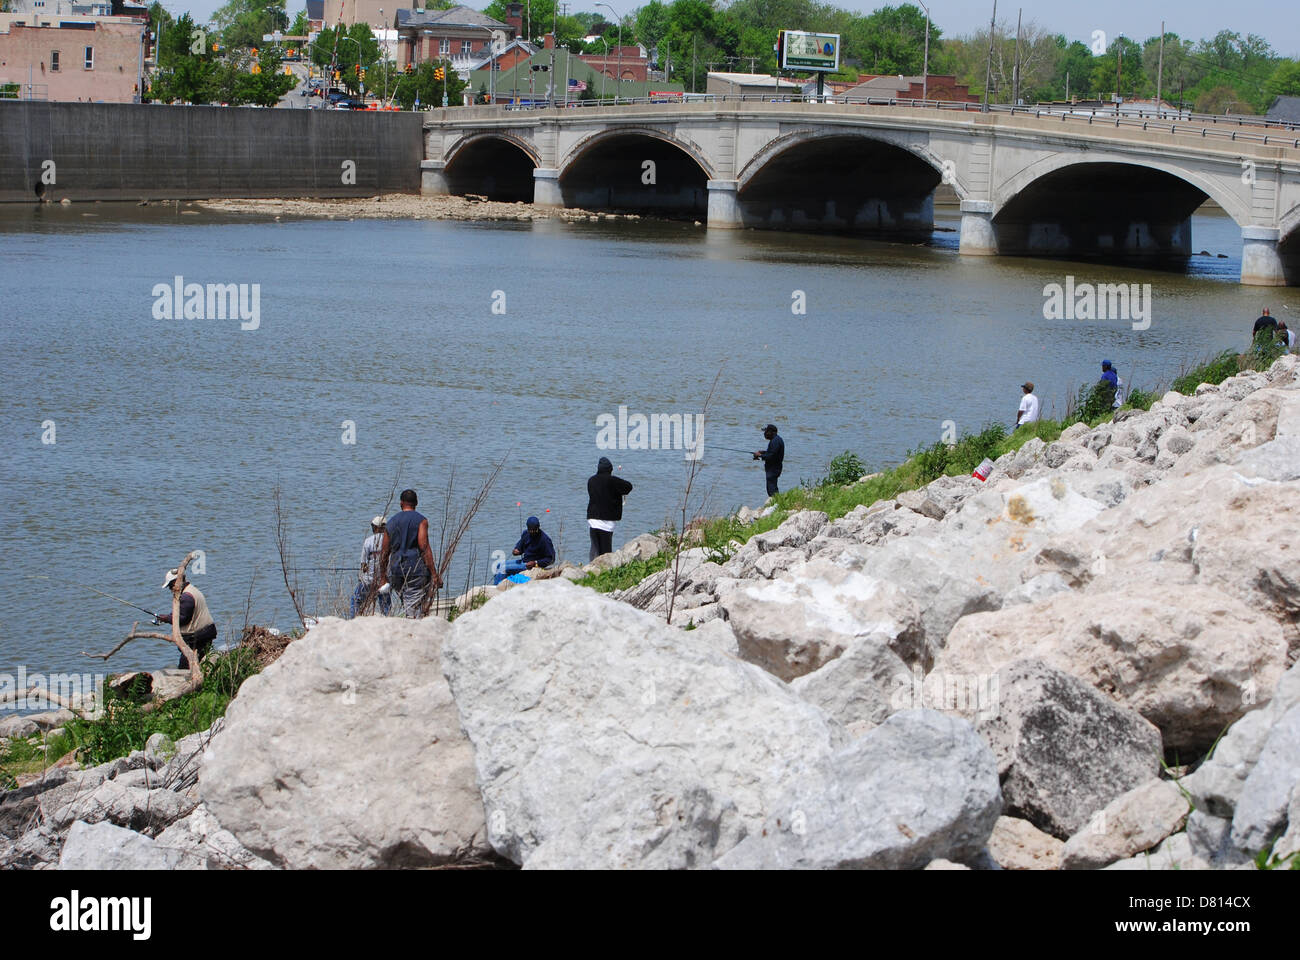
[28,575,162,619]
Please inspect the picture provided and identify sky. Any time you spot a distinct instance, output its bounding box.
[162,0,1300,57]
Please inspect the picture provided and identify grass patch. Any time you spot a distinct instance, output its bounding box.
[575,553,670,594]
[39,646,262,769]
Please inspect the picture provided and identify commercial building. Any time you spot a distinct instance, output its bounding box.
[0,12,146,101]
[395,5,514,74]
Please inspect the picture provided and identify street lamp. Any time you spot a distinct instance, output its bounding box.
[594,2,621,104]
[916,0,930,102]
[471,23,498,105]
[599,37,608,101]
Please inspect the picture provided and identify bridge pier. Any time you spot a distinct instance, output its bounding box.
[1241,227,1287,286]
[420,160,449,196]
[958,201,997,256]
[706,180,742,229]
[533,168,563,208]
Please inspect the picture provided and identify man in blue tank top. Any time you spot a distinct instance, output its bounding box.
[378,489,441,618]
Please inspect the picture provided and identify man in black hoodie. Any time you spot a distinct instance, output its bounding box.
[587,456,633,561]
[753,424,785,497]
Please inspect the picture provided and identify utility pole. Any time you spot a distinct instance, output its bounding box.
[1012,7,1022,105]
[981,0,996,111]
[1156,21,1165,115]
[692,35,696,93]
[1115,35,1123,105]
[1065,70,1069,102]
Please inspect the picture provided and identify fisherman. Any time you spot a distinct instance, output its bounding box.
[1278,320,1295,354]
[153,568,216,669]
[1098,360,1120,408]
[1016,381,1040,427]
[350,516,390,618]
[378,489,442,618]
[587,456,633,560]
[753,424,785,497]
[503,516,555,577]
[1253,307,1277,339]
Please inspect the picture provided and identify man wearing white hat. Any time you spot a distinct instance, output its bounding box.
[351,515,391,617]
[155,568,217,669]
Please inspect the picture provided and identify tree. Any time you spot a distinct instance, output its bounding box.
[391,60,467,109]
[148,13,217,103]
[842,3,935,76]
[312,23,381,95]
[212,0,290,51]
[1271,60,1300,98]
[236,45,298,105]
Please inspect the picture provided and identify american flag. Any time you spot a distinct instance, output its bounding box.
[568,78,587,91]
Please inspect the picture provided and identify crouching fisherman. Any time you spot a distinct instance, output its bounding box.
[496,516,555,583]
[154,568,216,668]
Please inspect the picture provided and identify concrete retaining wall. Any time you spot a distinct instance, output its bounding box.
[0,101,423,202]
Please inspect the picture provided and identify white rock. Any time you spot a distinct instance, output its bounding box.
[986,816,1064,870]
[789,635,911,739]
[719,559,924,681]
[59,820,205,870]
[1061,779,1190,869]
[713,710,1001,870]
[442,580,845,869]
[201,615,487,869]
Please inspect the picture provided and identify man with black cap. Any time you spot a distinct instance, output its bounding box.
[378,489,442,618]
[587,456,633,560]
[508,516,556,574]
[753,424,785,497]
[154,568,216,669]
[350,515,390,618]
[1016,382,1040,428]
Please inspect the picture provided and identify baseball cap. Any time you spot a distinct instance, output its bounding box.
[1022,382,1034,392]
[162,569,179,588]
[371,515,385,527]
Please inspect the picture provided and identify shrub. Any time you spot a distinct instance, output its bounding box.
[824,451,867,486]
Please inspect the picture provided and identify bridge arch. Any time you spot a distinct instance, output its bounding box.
[734,129,956,238]
[990,153,1250,266]
[557,127,714,215]
[443,133,539,202]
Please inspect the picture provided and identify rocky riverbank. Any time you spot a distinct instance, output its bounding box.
[198,194,651,223]
[4,355,1298,870]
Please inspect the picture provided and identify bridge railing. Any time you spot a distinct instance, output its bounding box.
[446,93,1300,149]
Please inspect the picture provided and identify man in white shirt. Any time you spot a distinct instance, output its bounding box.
[1016,382,1040,428]
[351,516,391,617]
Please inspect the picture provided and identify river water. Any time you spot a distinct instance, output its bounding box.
[2,201,1297,683]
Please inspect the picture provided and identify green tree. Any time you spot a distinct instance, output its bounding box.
[842,3,935,76]
[149,13,217,103]
[212,0,290,51]
[391,60,467,109]
[236,45,298,105]
[1090,35,1145,99]
[1270,60,1300,98]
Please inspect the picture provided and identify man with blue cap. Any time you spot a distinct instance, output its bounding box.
[501,516,555,580]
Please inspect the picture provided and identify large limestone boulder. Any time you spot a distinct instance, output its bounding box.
[713,710,1001,870]
[974,660,1162,839]
[936,584,1286,753]
[719,559,924,681]
[201,616,487,869]
[1061,779,1190,870]
[441,580,845,869]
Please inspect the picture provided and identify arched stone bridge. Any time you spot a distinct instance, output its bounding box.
[421,101,1300,285]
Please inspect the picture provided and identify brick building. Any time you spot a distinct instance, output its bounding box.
[578,45,648,82]
[0,14,146,102]
[395,5,514,73]
[840,74,978,103]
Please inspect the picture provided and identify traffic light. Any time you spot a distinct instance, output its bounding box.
[360,68,366,80]
[251,62,261,74]
[333,70,340,81]
[284,65,292,75]
[404,63,414,74]
[355,64,361,75]
[251,47,258,58]
[435,66,444,80]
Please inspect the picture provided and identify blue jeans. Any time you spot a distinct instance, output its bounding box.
[493,561,529,585]
[350,580,391,617]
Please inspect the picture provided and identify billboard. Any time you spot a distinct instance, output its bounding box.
[779,30,840,72]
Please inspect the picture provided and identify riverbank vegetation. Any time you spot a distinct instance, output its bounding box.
[579,346,1286,593]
